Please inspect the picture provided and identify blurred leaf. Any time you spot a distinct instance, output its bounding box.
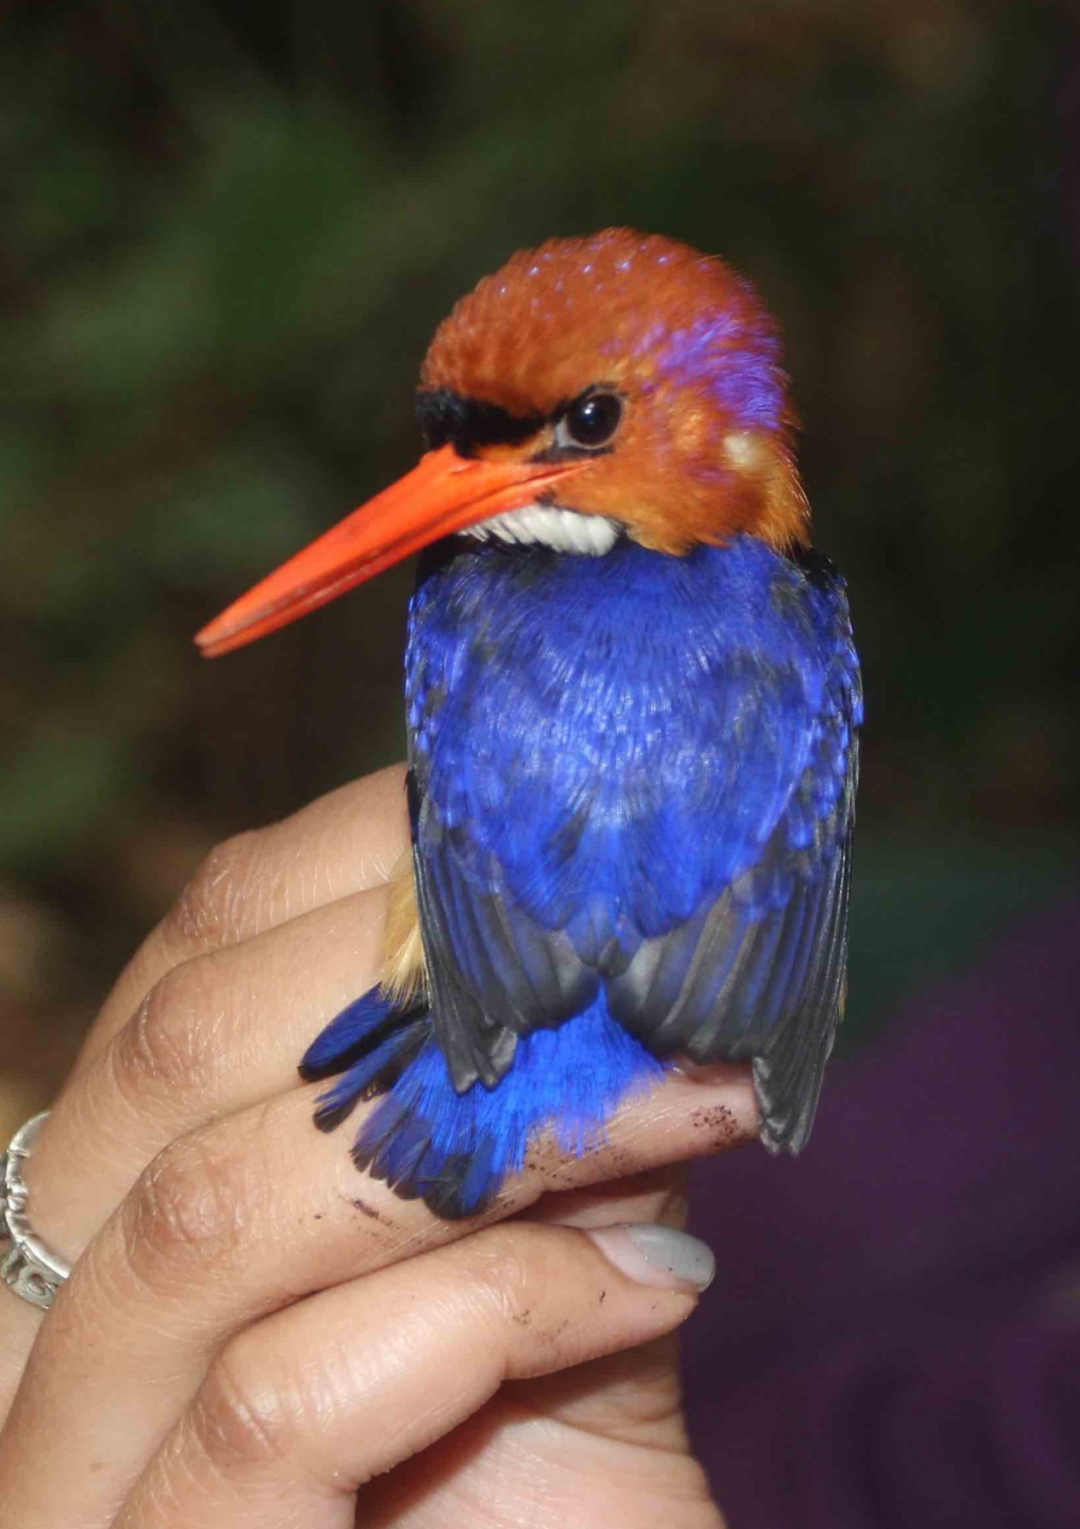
[136,439,328,583]
[0,723,132,865]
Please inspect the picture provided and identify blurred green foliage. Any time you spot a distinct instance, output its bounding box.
[1,1,1078,1075]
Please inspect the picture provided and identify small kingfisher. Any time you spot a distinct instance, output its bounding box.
[196,229,862,1220]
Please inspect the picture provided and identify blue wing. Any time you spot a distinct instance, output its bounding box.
[407,534,861,1152]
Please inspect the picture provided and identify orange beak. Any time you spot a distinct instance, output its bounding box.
[195,445,585,658]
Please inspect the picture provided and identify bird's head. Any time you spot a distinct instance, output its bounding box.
[197,229,807,656]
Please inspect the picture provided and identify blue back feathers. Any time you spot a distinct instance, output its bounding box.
[408,534,857,933]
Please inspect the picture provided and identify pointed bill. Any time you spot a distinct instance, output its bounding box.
[195,445,584,657]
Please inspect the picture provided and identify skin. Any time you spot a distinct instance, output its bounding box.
[0,764,756,1528]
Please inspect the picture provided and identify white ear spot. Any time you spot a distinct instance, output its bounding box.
[724,430,765,473]
[464,505,620,556]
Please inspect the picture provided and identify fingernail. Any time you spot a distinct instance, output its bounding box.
[587,1222,716,1292]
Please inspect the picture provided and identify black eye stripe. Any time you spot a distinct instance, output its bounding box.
[416,389,544,456]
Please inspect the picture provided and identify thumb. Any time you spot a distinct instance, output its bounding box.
[515,1164,704,1452]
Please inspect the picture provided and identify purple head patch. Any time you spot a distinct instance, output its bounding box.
[656,312,786,434]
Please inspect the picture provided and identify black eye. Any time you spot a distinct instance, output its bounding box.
[561,391,623,450]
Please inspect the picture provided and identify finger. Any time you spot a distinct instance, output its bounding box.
[513,1167,694,1449]
[76,763,409,1069]
[110,1219,713,1529]
[25,883,390,1264]
[359,1330,719,1529]
[0,1066,754,1520]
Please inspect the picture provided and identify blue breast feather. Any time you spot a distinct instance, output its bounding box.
[301,533,861,1218]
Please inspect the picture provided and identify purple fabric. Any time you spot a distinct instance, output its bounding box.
[685,898,1080,1528]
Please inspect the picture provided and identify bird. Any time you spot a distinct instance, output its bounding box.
[196,228,862,1221]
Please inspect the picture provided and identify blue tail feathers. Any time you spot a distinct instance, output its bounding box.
[299,988,403,1080]
[300,988,668,1219]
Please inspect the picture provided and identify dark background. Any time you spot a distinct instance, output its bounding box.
[2,2,1078,1138]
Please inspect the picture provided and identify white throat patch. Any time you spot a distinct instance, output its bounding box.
[464,504,620,556]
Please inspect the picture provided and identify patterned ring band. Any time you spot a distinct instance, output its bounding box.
[0,1112,70,1311]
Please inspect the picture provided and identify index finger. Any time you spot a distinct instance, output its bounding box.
[76,764,410,1070]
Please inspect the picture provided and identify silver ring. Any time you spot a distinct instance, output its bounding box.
[0,1112,70,1311]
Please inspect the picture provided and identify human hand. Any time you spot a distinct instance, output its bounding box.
[0,765,753,1527]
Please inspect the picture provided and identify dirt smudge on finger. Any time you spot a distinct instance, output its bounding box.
[690,1102,752,1149]
[339,1192,394,1227]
